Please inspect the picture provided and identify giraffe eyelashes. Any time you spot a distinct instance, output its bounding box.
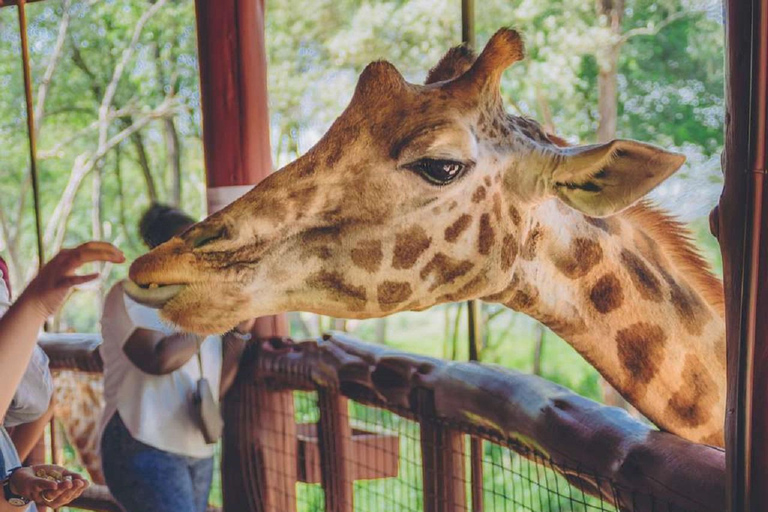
[405,158,471,186]
[190,226,228,249]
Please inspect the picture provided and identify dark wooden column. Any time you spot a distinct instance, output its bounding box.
[194,1,292,511]
[717,0,767,510]
[417,389,467,512]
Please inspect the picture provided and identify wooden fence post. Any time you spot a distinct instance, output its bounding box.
[222,344,297,512]
[417,389,467,512]
[317,390,354,512]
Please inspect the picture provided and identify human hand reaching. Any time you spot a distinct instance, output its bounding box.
[8,465,89,508]
[21,242,124,319]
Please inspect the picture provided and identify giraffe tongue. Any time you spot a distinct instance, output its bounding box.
[123,279,185,309]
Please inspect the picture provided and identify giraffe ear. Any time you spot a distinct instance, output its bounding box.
[549,139,686,217]
[425,44,476,85]
[449,28,524,94]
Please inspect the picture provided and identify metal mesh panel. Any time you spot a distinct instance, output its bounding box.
[348,401,422,512]
[481,441,617,512]
[281,390,627,512]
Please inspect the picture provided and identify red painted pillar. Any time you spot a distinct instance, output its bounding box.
[194,2,293,511]
[194,0,287,337]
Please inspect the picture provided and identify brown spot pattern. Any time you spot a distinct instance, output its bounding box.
[306,270,366,310]
[305,246,333,260]
[444,215,472,243]
[350,240,383,273]
[377,281,413,311]
[507,286,539,311]
[553,238,603,278]
[501,234,519,270]
[589,273,624,313]
[669,281,710,336]
[288,185,317,209]
[492,193,502,221]
[302,225,343,244]
[701,432,725,447]
[393,226,431,269]
[508,205,521,226]
[484,176,492,187]
[478,214,495,255]
[620,250,663,302]
[584,216,621,235]
[472,186,487,203]
[438,274,487,303]
[520,224,544,260]
[420,253,474,291]
[616,322,667,391]
[665,354,718,427]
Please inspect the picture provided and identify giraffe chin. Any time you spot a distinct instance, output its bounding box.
[123,279,186,309]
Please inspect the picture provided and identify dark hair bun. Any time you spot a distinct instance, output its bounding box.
[139,203,196,249]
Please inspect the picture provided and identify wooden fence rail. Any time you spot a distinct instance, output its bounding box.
[39,332,725,512]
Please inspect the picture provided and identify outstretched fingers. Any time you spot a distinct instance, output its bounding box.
[61,242,125,271]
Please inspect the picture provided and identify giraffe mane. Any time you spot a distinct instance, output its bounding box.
[622,199,725,316]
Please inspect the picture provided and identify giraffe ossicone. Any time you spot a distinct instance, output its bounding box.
[127,28,725,447]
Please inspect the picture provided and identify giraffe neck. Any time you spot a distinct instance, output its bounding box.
[493,199,726,446]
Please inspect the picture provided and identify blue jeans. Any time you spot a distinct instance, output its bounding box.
[101,413,214,512]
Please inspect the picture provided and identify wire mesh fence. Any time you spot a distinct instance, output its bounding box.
[261,389,620,512]
[43,334,724,512]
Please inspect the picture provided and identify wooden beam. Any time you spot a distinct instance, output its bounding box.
[718,0,768,510]
[222,346,297,512]
[417,389,467,512]
[0,0,45,8]
[317,390,354,512]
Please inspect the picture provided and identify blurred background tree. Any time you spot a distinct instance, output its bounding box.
[0,0,723,403]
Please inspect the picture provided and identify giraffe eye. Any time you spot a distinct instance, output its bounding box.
[407,159,467,185]
[190,227,227,249]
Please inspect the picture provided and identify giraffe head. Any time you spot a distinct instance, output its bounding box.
[127,28,685,334]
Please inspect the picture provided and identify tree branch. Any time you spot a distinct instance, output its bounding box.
[618,10,690,45]
[34,0,71,130]
[43,99,178,252]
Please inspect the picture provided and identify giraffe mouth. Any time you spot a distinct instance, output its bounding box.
[123,279,186,309]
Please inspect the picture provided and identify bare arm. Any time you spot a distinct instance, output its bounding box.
[122,328,202,375]
[0,243,124,418]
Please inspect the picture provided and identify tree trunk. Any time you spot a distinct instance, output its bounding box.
[374,318,387,344]
[153,40,183,206]
[126,123,159,202]
[288,312,312,338]
[596,0,623,143]
[164,117,182,206]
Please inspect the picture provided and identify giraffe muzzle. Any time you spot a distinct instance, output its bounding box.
[123,279,186,309]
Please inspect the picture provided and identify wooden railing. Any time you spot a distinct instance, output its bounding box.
[39,333,726,512]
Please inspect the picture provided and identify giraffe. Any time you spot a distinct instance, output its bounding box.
[52,370,106,485]
[125,29,726,447]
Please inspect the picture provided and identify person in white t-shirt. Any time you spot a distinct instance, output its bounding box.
[99,204,251,512]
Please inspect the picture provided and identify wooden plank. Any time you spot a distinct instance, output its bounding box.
[222,351,297,512]
[0,0,45,8]
[317,390,354,512]
[718,1,768,511]
[296,423,399,483]
[417,389,467,512]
